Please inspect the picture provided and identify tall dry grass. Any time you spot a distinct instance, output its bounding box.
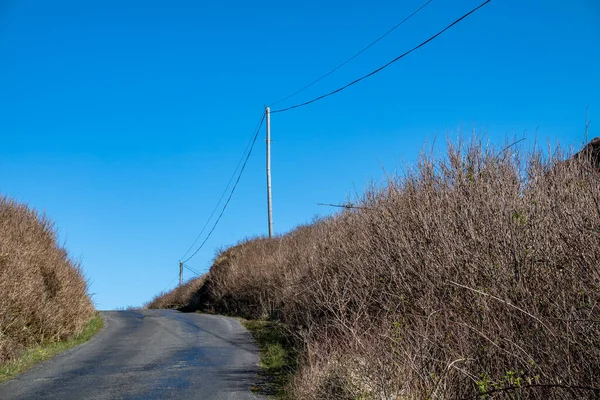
[155,138,600,399]
[0,197,94,363]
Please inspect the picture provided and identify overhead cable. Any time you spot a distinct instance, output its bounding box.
[159,274,181,294]
[271,0,492,114]
[183,264,202,276]
[269,0,435,107]
[182,113,267,263]
[180,113,266,261]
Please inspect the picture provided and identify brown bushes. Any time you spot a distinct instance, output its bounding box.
[145,276,205,310]
[0,197,95,363]
[156,138,600,399]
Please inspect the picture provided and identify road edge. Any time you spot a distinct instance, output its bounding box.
[0,313,105,383]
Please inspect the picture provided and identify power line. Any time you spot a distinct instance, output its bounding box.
[159,274,181,294]
[182,112,267,263]
[183,264,202,276]
[183,265,202,276]
[271,0,492,114]
[180,113,266,261]
[269,0,435,107]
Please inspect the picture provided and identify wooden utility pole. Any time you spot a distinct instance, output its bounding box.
[266,107,273,238]
[179,261,183,286]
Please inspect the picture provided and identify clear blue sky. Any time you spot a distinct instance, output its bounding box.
[1,0,598,309]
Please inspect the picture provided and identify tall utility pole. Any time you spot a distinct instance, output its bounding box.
[266,107,274,238]
[179,261,183,286]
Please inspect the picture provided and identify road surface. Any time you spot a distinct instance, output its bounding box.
[0,309,264,399]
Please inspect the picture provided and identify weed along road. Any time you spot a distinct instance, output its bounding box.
[0,310,264,399]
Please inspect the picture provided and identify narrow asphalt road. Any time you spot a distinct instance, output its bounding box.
[0,309,264,399]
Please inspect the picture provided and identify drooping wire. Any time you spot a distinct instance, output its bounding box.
[182,112,267,264]
[183,264,202,276]
[269,0,435,107]
[159,274,181,294]
[271,0,492,114]
[180,112,266,261]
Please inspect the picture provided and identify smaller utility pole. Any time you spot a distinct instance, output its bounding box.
[179,261,183,286]
[585,105,590,143]
[266,106,274,238]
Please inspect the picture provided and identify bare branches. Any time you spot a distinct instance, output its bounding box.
[152,138,600,399]
[447,280,554,335]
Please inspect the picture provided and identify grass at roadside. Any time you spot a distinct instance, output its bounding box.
[0,314,104,383]
[242,320,297,399]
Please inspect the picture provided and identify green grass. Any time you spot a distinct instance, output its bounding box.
[0,314,104,383]
[242,319,297,399]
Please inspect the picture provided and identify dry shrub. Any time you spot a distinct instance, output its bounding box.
[198,229,326,319]
[155,138,600,399]
[145,276,205,310]
[0,197,95,363]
